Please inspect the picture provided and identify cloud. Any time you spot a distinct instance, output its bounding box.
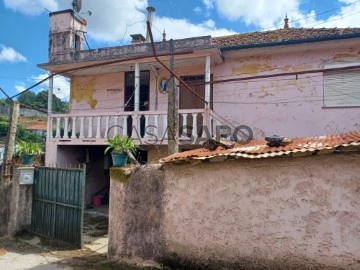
[4,0,233,42]
[57,0,148,43]
[213,0,360,30]
[30,74,70,99]
[307,0,360,28]
[3,0,58,15]
[194,6,202,14]
[15,85,26,92]
[214,0,305,29]
[203,0,214,10]
[153,18,235,40]
[0,45,27,63]
[7,0,360,45]
[56,0,234,42]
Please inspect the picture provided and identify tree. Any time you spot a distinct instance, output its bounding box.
[17,91,36,105]
[17,90,69,113]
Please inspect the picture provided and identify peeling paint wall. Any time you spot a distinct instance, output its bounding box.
[70,73,124,113]
[65,41,360,140]
[213,43,360,138]
[108,153,360,269]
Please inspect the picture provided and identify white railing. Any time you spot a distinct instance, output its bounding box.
[48,109,231,145]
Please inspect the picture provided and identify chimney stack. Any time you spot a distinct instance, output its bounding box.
[284,14,289,29]
[146,6,156,42]
[130,34,146,44]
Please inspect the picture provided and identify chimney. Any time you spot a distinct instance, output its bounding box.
[284,14,289,29]
[162,29,166,42]
[130,34,146,44]
[145,6,156,42]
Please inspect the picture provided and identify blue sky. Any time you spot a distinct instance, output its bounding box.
[1,0,359,100]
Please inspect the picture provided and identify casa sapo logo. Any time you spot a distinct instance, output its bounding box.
[107,124,253,145]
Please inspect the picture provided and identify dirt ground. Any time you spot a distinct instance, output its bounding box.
[0,208,164,270]
[0,233,164,270]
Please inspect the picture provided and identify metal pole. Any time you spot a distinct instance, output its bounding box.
[48,71,53,114]
[205,55,211,107]
[134,63,140,111]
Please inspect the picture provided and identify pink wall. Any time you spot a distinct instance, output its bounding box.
[213,40,360,138]
[69,40,360,140]
[70,73,125,113]
[162,153,360,268]
[69,64,207,114]
[108,152,360,268]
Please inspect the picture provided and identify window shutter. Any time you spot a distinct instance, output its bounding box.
[324,69,360,107]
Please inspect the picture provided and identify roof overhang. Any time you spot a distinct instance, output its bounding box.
[38,36,223,77]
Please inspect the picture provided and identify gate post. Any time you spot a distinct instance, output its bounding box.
[6,165,33,237]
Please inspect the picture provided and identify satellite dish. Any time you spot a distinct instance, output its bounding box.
[72,0,82,13]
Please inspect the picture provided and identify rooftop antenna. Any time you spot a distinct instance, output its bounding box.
[72,0,82,13]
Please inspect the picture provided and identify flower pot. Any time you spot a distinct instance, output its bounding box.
[111,153,128,167]
[21,154,35,165]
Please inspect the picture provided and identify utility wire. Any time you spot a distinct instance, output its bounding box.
[261,0,360,31]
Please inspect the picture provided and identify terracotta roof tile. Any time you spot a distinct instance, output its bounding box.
[25,123,47,130]
[161,131,360,163]
[212,28,360,48]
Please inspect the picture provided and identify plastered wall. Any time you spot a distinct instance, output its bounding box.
[109,152,360,269]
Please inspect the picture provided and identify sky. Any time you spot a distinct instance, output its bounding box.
[1,0,360,101]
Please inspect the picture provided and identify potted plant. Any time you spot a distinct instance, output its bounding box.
[16,141,43,165]
[104,135,137,167]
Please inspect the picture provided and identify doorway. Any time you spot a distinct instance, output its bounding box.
[179,75,212,137]
[124,71,150,137]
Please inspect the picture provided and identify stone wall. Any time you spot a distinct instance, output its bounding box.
[108,153,360,269]
[0,183,12,236]
[108,165,165,261]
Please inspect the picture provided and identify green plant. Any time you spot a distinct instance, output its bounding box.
[104,135,136,155]
[16,140,43,155]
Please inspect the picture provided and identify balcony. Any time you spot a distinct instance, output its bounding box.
[48,109,232,146]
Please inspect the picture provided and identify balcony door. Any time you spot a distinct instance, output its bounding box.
[124,71,150,112]
[179,75,212,137]
[124,71,150,137]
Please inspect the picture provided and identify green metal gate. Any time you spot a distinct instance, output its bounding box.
[31,165,86,247]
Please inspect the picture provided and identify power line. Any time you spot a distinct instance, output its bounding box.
[261,0,360,31]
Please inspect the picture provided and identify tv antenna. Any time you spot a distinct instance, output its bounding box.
[72,0,82,13]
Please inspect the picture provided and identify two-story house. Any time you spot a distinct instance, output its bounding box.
[39,8,360,204]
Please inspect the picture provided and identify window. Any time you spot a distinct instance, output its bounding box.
[324,65,360,107]
[74,34,81,51]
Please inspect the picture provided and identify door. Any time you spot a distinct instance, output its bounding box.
[31,165,86,248]
[124,71,150,137]
[179,75,212,137]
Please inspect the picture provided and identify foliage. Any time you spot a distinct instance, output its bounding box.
[17,90,69,113]
[0,115,45,146]
[104,135,137,155]
[0,99,11,106]
[16,122,45,145]
[16,140,43,155]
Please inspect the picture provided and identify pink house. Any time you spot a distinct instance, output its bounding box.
[39,9,360,203]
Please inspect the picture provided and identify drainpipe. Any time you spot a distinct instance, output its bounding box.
[205,55,211,108]
[134,63,140,111]
[145,7,156,43]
